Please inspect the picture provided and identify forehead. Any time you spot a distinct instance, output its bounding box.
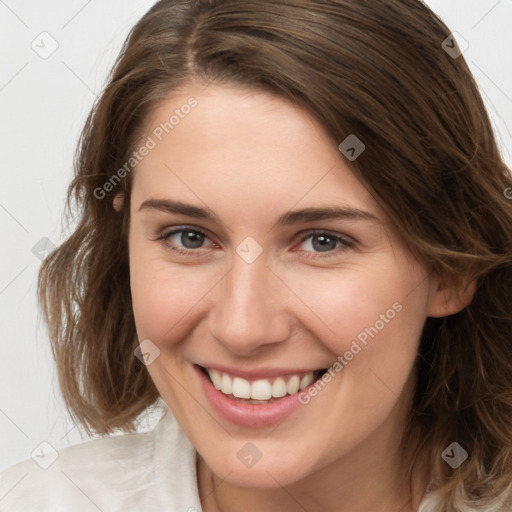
[131,83,384,220]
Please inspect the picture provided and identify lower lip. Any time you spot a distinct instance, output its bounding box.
[195,365,307,428]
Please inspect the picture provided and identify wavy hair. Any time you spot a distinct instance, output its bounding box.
[38,1,512,510]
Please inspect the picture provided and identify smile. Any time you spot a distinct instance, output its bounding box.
[200,366,327,404]
[195,364,332,427]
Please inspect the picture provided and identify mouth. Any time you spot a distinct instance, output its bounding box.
[198,365,329,405]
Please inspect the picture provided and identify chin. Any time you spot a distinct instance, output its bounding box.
[203,448,315,489]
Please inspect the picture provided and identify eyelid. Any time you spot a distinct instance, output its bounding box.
[296,228,355,246]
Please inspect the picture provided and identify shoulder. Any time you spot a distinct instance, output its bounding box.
[0,425,157,511]
[0,407,200,511]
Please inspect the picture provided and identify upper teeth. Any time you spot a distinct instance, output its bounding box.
[207,368,317,400]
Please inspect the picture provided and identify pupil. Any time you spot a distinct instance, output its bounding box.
[182,231,204,249]
[312,234,336,252]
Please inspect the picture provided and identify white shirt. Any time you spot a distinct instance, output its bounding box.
[1,403,485,512]
[0,404,203,511]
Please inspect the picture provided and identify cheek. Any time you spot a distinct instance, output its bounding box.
[281,258,428,359]
[129,262,189,347]
[128,242,214,343]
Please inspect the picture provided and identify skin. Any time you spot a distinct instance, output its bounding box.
[115,83,475,512]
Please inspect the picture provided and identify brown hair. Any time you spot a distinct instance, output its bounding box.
[38,0,512,509]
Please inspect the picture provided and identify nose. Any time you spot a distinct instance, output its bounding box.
[207,251,291,355]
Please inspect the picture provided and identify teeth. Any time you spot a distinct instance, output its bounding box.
[206,368,318,401]
[232,377,251,399]
[271,377,287,398]
[210,369,222,390]
[286,375,300,395]
[221,373,232,395]
[300,373,315,389]
[251,379,272,400]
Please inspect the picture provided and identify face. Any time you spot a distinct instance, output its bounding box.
[126,83,441,488]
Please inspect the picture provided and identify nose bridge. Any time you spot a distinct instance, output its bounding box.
[209,251,289,353]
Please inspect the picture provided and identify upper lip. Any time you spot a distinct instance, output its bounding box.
[197,363,326,381]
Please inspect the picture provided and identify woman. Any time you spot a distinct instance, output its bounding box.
[1,1,512,510]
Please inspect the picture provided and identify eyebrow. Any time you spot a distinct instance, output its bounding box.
[137,198,378,225]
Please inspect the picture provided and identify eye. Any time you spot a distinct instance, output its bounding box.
[157,227,214,254]
[296,230,354,255]
[156,226,355,259]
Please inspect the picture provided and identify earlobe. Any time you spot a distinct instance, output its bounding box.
[113,193,124,212]
[427,274,477,318]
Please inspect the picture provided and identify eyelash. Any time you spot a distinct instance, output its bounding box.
[155,226,355,259]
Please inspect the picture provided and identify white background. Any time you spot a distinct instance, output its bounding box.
[1,0,511,473]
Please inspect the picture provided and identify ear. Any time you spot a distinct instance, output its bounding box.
[427,273,477,318]
[113,192,124,212]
